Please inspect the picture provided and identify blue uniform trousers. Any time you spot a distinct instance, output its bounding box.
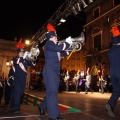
[9,79,14,108]
[4,81,11,105]
[39,63,60,118]
[13,75,26,111]
[0,87,3,104]
[108,68,120,108]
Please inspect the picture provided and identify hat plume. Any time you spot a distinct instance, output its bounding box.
[111,26,120,37]
[16,38,24,48]
[46,23,56,32]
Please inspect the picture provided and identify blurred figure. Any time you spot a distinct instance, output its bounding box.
[8,65,15,109]
[80,68,85,80]
[64,70,70,92]
[4,64,15,107]
[76,70,81,93]
[100,71,107,94]
[4,78,11,106]
[84,68,93,94]
[37,73,43,91]
[105,74,111,93]
[0,76,4,105]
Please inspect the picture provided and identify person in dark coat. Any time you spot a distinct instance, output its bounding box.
[106,26,120,118]
[0,76,4,105]
[4,78,11,106]
[75,70,81,93]
[38,23,72,120]
[4,64,15,106]
[4,65,15,109]
[12,39,36,113]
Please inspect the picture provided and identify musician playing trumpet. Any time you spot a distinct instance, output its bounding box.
[11,39,36,113]
[38,23,73,120]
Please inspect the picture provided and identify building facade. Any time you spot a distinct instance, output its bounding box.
[1,0,120,79]
[0,39,17,78]
[61,49,86,72]
[83,0,120,75]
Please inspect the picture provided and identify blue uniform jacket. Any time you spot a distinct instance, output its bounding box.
[108,36,120,71]
[44,40,70,64]
[13,57,35,76]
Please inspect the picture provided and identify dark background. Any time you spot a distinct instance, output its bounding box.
[0,0,86,41]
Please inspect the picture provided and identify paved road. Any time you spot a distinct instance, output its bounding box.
[0,90,120,120]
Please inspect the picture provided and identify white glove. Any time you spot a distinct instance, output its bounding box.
[23,51,28,59]
[66,36,72,46]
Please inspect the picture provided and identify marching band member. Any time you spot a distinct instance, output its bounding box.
[4,62,15,107]
[0,76,4,105]
[75,70,81,93]
[64,70,70,92]
[6,64,15,109]
[4,78,12,106]
[73,73,77,89]
[11,39,36,113]
[38,23,72,120]
[80,68,85,79]
[97,72,101,93]
[106,26,120,117]
[84,68,93,94]
[100,71,107,94]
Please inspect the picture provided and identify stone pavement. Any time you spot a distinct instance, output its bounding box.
[0,90,120,120]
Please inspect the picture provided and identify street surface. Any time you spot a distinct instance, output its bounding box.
[0,90,120,120]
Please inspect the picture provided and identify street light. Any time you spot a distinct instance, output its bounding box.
[25,40,30,45]
[24,39,32,90]
[6,60,13,67]
[60,18,66,23]
[6,60,10,66]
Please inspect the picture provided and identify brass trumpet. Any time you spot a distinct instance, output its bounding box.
[58,32,85,52]
[25,45,40,62]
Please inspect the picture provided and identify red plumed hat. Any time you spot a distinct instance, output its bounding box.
[46,23,56,32]
[16,38,24,52]
[46,23,57,39]
[111,26,120,37]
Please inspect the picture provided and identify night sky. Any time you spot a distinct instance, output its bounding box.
[0,0,86,42]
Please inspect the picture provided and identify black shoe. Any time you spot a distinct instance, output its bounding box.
[14,110,20,113]
[49,116,65,120]
[38,106,45,117]
[106,103,115,117]
[85,92,88,94]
